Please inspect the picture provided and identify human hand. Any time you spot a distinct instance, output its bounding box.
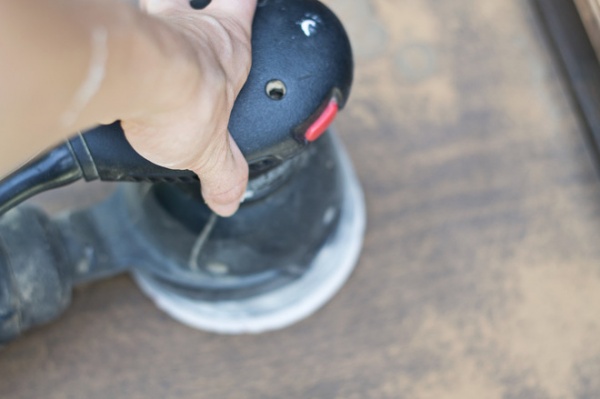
[121,0,256,217]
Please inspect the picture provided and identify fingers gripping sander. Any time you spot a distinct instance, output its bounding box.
[0,0,365,341]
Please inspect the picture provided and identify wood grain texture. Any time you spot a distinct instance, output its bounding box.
[2,1,600,398]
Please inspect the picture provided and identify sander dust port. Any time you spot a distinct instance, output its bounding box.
[0,0,365,343]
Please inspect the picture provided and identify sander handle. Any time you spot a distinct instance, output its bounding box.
[0,0,353,214]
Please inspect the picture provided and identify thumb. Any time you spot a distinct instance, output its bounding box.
[196,132,248,217]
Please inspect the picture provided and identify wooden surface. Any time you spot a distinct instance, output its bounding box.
[3,1,600,398]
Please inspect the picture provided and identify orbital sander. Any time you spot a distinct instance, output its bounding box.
[0,0,365,343]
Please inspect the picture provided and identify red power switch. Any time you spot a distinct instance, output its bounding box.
[305,99,339,142]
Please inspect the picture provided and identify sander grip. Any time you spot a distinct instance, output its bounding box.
[0,0,353,213]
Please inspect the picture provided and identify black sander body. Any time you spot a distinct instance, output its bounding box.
[0,0,364,342]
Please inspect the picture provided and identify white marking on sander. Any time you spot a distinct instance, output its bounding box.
[298,14,322,37]
[323,206,336,225]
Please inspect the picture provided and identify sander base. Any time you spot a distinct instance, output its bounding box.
[132,137,365,334]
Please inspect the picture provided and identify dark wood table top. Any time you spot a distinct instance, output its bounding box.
[2,1,600,398]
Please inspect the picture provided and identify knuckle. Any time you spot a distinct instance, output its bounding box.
[193,135,230,174]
